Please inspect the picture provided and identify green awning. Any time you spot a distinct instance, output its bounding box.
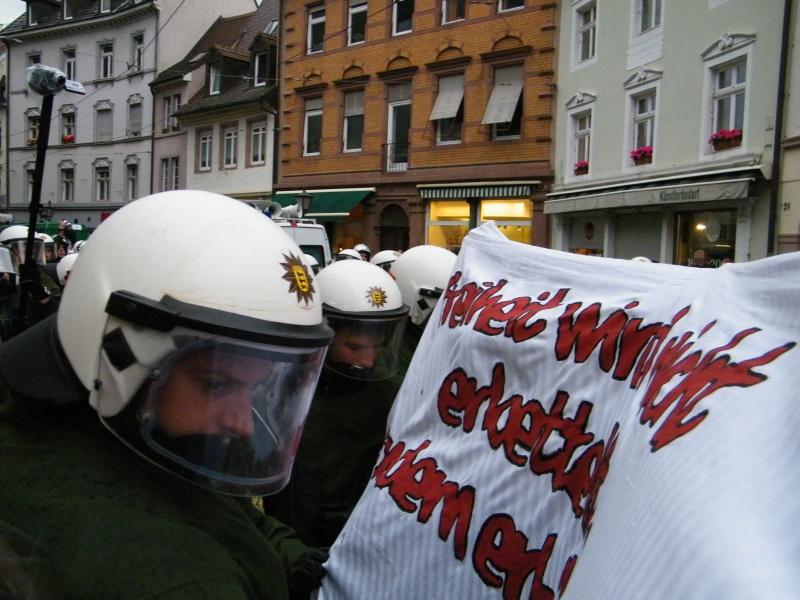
[273,188,374,221]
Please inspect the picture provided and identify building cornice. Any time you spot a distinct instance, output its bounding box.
[1,4,155,42]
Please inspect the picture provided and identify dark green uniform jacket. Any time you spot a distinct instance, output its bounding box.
[266,368,401,548]
[0,317,307,599]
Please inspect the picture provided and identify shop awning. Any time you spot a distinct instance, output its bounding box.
[418,181,539,199]
[544,171,756,215]
[273,188,375,220]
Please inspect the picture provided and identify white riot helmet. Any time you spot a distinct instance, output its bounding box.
[0,246,17,276]
[72,239,87,253]
[0,225,45,266]
[631,256,652,263]
[370,249,401,272]
[391,245,457,327]
[334,248,362,262]
[56,252,79,285]
[315,260,409,381]
[57,191,334,496]
[303,253,320,275]
[353,243,371,261]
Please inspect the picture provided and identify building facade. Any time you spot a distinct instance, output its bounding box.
[547,0,785,267]
[778,0,799,254]
[276,0,556,253]
[1,0,254,227]
[0,40,7,211]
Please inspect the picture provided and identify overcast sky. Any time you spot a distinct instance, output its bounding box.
[0,0,25,28]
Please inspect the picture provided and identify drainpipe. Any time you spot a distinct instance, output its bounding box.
[767,0,792,255]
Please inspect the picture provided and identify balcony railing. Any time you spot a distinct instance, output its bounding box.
[383,142,409,172]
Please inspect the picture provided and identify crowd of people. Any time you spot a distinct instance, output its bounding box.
[0,193,457,599]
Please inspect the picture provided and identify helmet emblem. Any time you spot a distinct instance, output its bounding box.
[281,253,315,306]
[366,286,387,308]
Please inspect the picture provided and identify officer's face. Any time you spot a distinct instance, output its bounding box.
[153,348,272,438]
[329,327,386,370]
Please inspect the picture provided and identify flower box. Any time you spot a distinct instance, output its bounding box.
[574,160,589,176]
[709,129,742,152]
[630,146,653,166]
[62,134,75,143]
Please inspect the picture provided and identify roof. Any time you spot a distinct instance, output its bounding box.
[174,80,275,117]
[0,0,151,36]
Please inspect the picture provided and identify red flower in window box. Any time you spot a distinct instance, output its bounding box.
[573,160,589,175]
[709,128,742,151]
[62,134,75,143]
[629,145,653,165]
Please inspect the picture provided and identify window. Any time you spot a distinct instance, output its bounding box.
[430,74,464,144]
[128,101,142,137]
[61,110,76,142]
[304,97,323,156]
[100,0,111,13]
[29,53,41,66]
[62,48,76,80]
[95,103,113,142]
[199,130,213,171]
[266,19,279,35]
[99,43,114,79]
[125,164,138,201]
[482,64,523,140]
[577,3,596,62]
[95,166,110,202]
[387,83,411,170]
[343,90,364,151]
[712,59,746,135]
[162,94,180,132]
[632,91,656,151]
[26,112,40,144]
[574,110,592,170]
[638,0,661,34]
[161,157,179,191]
[442,0,465,24]
[209,64,221,95]
[251,122,267,164]
[308,7,325,54]
[348,0,367,45]
[28,4,37,25]
[393,0,413,35]
[254,52,268,86]
[223,127,238,167]
[499,0,524,13]
[63,0,73,19]
[26,168,35,203]
[132,33,144,71]
[60,168,74,202]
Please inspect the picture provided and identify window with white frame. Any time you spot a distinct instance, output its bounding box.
[250,122,267,164]
[60,167,74,202]
[348,0,367,45]
[63,0,73,19]
[199,130,213,171]
[209,64,221,94]
[61,108,76,142]
[132,33,144,71]
[26,167,35,203]
[499,0,524,13]
[343,90,364,151]
[100,0,111,13]
[307,7,325,54]
[99,42,114,79]
[128,101,143,137]
[712,59,746,135]
[430,73,464,144]
[28,4,37,25]
[62,48,76,80]
[223,127,238,167]
[161,157,179,191]
[573,110,592,171]
[162,94,180,132]
[254,52,268,86]
[393,0,414,35]
[26,110,40,144]
[387,83,411,169]
[95,103,113,142]
[632,90,655,151]
[576,2,596,62]
[125,163,138,201]
[304,97,323,156]
[95,165,110,201]
[482,64,523,141]
[442,0,465,24]
[28,53,40,66]
[637,0,661,35]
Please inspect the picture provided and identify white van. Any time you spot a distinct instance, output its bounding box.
[276,218,332,267]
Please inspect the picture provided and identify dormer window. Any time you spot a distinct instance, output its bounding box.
[209,64,221,95]
[28,4,37,26]
[100,0,111,14]
[64,0,73,19]
[254,52,268,87]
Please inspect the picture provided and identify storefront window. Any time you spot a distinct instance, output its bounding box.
[675,209,736,268]
[428,200,470,252]
[480,199,532,244]
[427,199,533,250]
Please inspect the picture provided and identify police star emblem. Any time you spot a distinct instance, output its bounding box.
[366,286,387,308]
[281,253,315,306]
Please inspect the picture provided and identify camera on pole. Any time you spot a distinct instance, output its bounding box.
[26,64,85,96]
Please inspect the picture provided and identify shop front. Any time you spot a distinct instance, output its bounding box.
[545,167,767,266]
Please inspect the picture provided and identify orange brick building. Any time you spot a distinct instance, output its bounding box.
[276,0,557,254]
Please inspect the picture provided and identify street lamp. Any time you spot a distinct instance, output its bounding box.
[296,191,313,219]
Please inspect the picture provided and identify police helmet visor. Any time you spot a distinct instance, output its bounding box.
[324,312,406,381]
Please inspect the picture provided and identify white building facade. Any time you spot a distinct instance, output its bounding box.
[547,0,786,267]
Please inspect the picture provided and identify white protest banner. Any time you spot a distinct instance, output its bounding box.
[317,222,799,600]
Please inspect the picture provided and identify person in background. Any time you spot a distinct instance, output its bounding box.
[333,248,362,262]
[353,243,371,261]
[265,260,408,553]
[0,191,334,599]
[370,249,401,273]
[390,245,457,377]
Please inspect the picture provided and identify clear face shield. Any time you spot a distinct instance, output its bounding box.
[5,238,45,266]
[324,312,407,381]
[103,333,327,496]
